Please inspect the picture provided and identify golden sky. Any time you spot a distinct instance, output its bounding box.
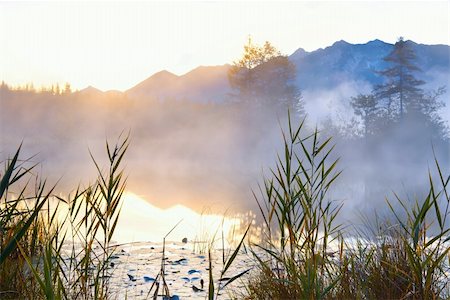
[0,1,448,91]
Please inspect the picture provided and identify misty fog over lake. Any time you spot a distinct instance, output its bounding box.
[1,39,449,230]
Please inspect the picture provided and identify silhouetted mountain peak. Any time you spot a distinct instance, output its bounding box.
[151,70,178,80]
[367,39,385,45]
[333,40,350,47]
[79,85,103,94]
[290,47,308,60]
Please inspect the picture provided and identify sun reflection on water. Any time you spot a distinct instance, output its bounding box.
[114,192,241,245]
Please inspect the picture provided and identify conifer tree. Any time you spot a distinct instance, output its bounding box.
[374,37,425,120]
[228,38,301,111]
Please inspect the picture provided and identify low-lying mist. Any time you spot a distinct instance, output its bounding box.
[0,88,285,214]
[1,86,449,227]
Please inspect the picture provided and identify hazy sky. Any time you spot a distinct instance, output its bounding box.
[1,1,449,91]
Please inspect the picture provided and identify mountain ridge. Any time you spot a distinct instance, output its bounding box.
[82,39,448,103]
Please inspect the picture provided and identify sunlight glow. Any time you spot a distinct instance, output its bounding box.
[0,1,448,91]
[114,192,241,245]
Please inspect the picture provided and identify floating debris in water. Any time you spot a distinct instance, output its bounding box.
[192,285,204,292]
[170,258,188,265]
[163,295,180,300]
[127,274,136,282]
[143,276,155,282]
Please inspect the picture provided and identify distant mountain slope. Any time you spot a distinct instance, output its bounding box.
[78,85,103,95]
[291,39,449,90]
[126,65,231,103]
[291,39,392,90]
[124,39,449,103]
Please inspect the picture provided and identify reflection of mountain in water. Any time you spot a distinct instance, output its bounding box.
[116,192,239,244]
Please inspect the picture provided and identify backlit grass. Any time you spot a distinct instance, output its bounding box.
[1,118,450,299]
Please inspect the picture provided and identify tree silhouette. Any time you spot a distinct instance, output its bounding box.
[228,38,301,111]
[374,37,425,120]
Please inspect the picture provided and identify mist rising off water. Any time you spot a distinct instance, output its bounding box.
[1,87,449,228]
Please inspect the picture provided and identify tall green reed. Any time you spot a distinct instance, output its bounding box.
[1,135,129,299]
[207,222,251,300]
[61,135,129,299]
[390,156,450,298]
[246,114,450,299]
[249,113,342,299]
[0,145,55,299]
